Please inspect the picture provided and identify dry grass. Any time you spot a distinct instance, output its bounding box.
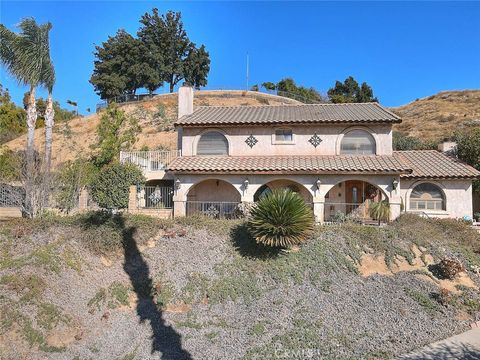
[391,90,480,140]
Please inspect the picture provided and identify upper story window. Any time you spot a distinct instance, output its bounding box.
[409,183,446,211]
[274,128,293,144]
[197,131,229,155]
[340,129,376,155]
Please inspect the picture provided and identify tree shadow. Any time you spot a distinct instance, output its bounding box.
[230,223,282,259]
[80,211,192,359]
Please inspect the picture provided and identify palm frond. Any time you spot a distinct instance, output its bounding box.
[0,18,54,89]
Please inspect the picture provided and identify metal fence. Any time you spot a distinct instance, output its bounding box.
[96,93,158,112]
[0,184,23,207]
[120,150,181,172]
[186,201,243,219]
[324,202,380,223]
[139,186,174,209]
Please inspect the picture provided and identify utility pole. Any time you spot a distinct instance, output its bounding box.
[246,52,249,91]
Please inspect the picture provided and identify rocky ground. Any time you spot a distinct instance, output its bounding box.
[0,213,479,359]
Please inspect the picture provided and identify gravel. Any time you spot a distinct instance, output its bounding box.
[1,222,478,360]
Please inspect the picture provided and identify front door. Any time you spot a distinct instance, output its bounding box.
[345,180,365,214]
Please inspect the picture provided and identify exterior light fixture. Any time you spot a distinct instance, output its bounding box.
[243,179,249,190]
[316,178,321,190]
[392,179,399,190]
[175,178,181,190]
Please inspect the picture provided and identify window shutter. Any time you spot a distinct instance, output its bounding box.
[197,132,229,155]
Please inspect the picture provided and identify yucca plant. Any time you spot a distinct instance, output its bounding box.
[248,189,314,248]
[369,200,391,225]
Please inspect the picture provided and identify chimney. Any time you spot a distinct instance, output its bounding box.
[438,141,457,154]
[178,85,193,119]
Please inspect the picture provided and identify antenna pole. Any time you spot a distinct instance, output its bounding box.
[246,52,249,90]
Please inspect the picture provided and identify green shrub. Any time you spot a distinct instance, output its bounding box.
[90,162,144,209]
[55,159,97,212]
[369,200,391,224]
[248,190,314,248]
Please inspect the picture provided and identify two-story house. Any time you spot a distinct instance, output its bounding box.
[122,86,479,223]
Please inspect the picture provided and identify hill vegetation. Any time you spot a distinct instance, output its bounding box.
[2,91,300,167]
[391,90,480,140]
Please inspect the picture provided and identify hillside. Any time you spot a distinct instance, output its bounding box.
[391,90,480,140]
[0,213,479,358]
[3,89,480,167]
[3,91,300,167]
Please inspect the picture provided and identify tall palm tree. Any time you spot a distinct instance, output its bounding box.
[0,18,54,216]
[42,63,55,177]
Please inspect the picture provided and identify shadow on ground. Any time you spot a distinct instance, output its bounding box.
[80,212,192,359]
[230,223,282,259]
[399,342,480,360]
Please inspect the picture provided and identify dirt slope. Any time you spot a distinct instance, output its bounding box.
[3,91,300,167]
[391,90,480,140]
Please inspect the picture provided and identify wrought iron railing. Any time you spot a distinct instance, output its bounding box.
[138,186,174,209]
[186,201,243,219]
[0,184,23,207]
[324,202,383,223]
[120,150,181,172]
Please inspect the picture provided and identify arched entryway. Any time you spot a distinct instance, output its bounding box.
[253,179,313,204]
[324,180,388,222]
[186,179,241,218]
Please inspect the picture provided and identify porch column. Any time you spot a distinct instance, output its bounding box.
[173,200,186,217]
[313,201,324,224]
[128,185,137,212]
[173,182,189,218]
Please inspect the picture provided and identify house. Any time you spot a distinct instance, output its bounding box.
[121,86,480,223]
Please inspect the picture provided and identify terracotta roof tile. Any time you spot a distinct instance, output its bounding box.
[175,103,401,127]
[394,150,480,179]
[167,155,411,174]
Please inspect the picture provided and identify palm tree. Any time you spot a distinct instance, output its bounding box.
[0,18,54,216]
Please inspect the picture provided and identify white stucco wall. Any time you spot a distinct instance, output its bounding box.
[400,179,473,219]
[180,124,393,156]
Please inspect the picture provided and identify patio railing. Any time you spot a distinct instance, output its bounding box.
[324,202,382,223]
[186,201,243,219]
[120,150,181,172]
[138,186,174,209]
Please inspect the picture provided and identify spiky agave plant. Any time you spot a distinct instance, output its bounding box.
[248,189,314,248]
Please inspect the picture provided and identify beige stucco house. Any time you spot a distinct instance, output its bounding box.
[122,86,480,223]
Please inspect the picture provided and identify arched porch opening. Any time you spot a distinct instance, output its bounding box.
[324,180,388,223]
[253,179,313,204]
[186,179,241,218]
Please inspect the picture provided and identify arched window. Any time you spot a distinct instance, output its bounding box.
[340,130,376,155]
[197,131,229,155]
[409,183,445,211]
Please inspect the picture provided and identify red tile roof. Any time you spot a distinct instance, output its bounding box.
[394,150,480,179]
[175,103,401,127]
[167,155,411,174]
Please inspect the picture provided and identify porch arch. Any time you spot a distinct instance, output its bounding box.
[253,178,313,203]
[186,178,241,202]
[323,178,388,222]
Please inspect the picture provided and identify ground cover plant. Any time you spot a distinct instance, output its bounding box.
[0,211,479,359]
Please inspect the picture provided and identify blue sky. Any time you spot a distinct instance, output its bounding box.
[1,1,479,113]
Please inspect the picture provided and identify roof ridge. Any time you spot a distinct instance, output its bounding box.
[194,102,385,109]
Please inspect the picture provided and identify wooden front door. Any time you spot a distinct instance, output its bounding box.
[345,180,365,215]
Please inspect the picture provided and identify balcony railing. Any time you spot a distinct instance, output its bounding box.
[120,150,181,172]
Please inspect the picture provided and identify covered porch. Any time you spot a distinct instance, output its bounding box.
[170,173,401,223]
